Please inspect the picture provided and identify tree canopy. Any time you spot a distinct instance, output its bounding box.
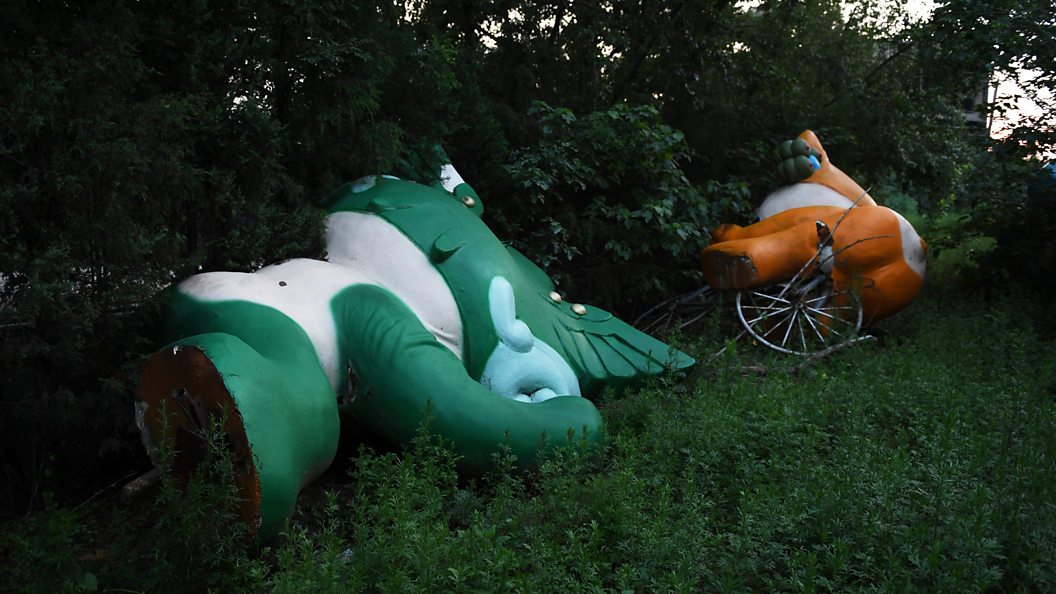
[1,0,1053,511]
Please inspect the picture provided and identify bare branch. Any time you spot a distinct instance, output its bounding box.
[733,334,876,376]
[793,335,876,370]
[120,468,162,503]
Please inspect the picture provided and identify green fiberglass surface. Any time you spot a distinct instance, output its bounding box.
[137,169,694,538]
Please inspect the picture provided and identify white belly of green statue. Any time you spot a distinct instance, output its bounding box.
[177,213,464,392]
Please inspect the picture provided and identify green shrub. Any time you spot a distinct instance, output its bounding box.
[500,102,747,311]
[242,294,1056,592]
[921,211,998,288]
[1,501,97,593]
[100,411,265,593]
[6,292,1050,592]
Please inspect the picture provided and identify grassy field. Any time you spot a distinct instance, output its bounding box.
[5,290,1056,593]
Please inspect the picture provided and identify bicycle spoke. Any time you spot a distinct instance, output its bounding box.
[760,319,787,339]
[804,305,844,322]
[803,309,827,343]
[746,306,793,325]
[738,280,862,356]
[808,308,854,337]
[797,313,808,351]
[780,308,798,347]
[751,291,790,304]
[741,303,792,313]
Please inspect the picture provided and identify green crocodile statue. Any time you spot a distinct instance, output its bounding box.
[135,157,694,538]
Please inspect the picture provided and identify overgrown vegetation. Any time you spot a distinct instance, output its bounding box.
[4,293,1055,591]
[1,0,1055,589]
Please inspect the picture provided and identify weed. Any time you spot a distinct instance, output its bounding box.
[5,292,1055,592]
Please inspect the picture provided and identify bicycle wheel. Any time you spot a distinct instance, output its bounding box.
[736,279,862,356]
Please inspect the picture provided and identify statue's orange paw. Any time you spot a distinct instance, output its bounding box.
[711,223,743,243]
[701,248,759,290]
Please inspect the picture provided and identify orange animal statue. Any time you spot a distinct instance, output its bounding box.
[701,130,926,327]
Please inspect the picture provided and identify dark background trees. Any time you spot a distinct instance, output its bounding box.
[1,0,1052,515]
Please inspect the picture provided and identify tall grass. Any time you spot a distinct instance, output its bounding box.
[4,292,1055,592]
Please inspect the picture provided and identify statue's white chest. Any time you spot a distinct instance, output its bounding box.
[757,183,854,220]
[177,213,463,392]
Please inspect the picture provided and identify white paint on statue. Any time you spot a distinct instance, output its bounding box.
[757,183,855,220]
[178,213,464,392]
[893,209,927,278]
[439,164,466,193]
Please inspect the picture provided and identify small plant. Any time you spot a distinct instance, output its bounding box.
[1,498,97,593]
[922,211,997,288]
[6,292,1055,592]
[103,405,265,593]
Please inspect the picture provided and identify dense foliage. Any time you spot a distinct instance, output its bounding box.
[1,0,1054,586]
[1,0,459,510]
[5,293,1056,592]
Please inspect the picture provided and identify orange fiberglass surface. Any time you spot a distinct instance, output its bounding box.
[701,130,927,325]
